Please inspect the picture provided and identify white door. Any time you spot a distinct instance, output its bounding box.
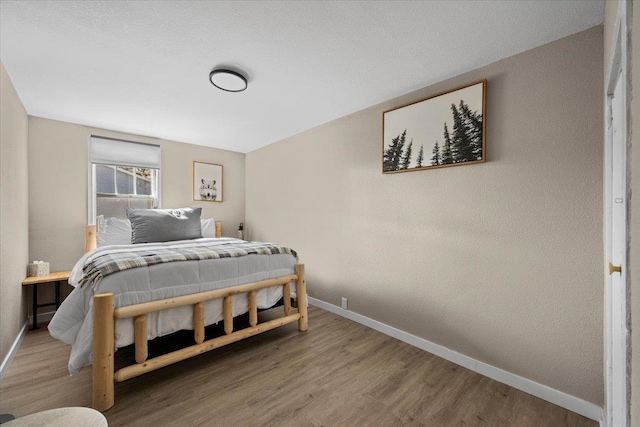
[605,5,630,425]
[606,68,628,427]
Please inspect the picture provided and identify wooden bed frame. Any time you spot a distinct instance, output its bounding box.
[84,221,308,412]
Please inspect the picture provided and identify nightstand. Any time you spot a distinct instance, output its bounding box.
[22,271,71,330]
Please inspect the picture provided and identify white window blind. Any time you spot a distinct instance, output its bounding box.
[90,136,161,169]
[88,136,161,223]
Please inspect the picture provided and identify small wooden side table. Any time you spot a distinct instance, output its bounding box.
[22,271,71,330]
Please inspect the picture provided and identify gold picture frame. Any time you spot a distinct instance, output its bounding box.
[192,161,223,202]
[382,80,486,173]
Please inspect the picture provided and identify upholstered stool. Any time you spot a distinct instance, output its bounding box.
[3,407,107,427]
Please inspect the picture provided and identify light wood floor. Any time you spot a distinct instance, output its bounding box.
[1,306,596,427]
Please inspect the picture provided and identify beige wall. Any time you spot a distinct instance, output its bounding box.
[28,117,245,274]
[247,27,604,405]
[0,62,29,365]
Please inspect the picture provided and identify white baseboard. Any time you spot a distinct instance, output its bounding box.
[308,297,604,423]
[0,311,56,384]
[0,321,27,384]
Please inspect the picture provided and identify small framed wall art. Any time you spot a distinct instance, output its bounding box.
[382,80,486,173]
[193,161,223,202]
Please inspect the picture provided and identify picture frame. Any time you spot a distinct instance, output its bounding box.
[192,161,223,202]
[382,80,486,173]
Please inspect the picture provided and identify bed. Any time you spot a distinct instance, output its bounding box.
[48,211,307,412]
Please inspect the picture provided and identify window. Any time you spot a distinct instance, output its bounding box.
[88,136,161,222]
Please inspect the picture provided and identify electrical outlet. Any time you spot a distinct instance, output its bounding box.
[341,297,348,310]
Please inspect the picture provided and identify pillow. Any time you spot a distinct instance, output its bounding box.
[97,217,133,247]
[126,207,203,244]
[97,217,215,246]
[200,218,217,238]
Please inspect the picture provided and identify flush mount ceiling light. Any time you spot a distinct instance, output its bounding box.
[209,69,247,92]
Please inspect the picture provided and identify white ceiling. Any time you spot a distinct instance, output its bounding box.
[0,1,604,153]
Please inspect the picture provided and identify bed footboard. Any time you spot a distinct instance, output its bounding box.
[92,293,115,411]
[92,263,307,412]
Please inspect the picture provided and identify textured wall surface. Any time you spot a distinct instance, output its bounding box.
[0,62,29,364]
[246,27,604,405]
[28,117,245,273]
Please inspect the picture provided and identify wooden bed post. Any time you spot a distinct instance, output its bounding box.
[223,296,233,335]
[93,293,115,412]
[85,216,103,253]
[194,303,205,344]
[248,291,258,327]
[283,283,291,316]
[295,264,308,332]
[85,225,97,253]
[134,315,148,364]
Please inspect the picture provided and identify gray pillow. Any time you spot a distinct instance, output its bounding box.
[126,207,203,244]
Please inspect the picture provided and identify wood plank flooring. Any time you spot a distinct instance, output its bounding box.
[0,306,596,426]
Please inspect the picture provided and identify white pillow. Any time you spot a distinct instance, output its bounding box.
[201,218,216,238]
[97,217,133,247]
[97,217,216,246]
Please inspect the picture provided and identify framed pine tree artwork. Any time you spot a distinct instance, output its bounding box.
[382,80,486,173]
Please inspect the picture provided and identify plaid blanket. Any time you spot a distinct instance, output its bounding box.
[80,240,297,287]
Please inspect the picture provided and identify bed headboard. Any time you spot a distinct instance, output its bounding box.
[85,219,222,253]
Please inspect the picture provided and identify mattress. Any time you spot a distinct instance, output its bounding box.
[48,238,298,374]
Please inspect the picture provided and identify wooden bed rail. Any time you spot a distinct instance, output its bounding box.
[113,274,298,319]
[92,263,307,412]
